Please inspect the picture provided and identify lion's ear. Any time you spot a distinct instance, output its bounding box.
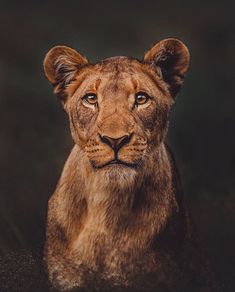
[43,45,88,99]
[144,38,190,97]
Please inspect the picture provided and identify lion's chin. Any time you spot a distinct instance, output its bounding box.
[90,160,139,192]
[92,159,137,169]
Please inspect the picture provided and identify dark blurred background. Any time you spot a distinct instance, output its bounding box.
[0,0,234,291]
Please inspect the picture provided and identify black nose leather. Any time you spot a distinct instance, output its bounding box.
[100,134,131,152]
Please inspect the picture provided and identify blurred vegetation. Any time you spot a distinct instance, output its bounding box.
[0,0,234,291]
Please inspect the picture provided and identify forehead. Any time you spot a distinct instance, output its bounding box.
[70,57,168,96]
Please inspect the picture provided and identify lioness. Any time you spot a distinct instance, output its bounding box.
[44,39,216,291]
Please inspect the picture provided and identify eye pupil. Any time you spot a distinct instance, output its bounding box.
[135,92,149,106]
[83,93,97,105]
[88,96,95,101]
[137,95,145,101]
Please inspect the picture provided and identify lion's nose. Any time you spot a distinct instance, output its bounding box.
[100,134,131,152]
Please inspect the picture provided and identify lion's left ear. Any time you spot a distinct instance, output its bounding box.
[43,45,88,100]
[144,38,190,97]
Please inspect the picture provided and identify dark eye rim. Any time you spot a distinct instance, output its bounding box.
[82,93,98,105]
[135,91,151,106]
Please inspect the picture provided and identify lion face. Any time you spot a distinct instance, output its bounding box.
[44,39,189,175]
[64,58,173,171]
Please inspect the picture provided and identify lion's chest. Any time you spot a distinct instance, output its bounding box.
[69,222,159,284]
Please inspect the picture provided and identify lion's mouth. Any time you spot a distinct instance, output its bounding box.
[95,159,137,169]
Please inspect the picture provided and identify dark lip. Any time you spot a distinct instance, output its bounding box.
[94,159,137,169]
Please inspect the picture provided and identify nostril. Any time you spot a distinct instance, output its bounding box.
[100,135,116,149]
[116,134,131,150]
[99,134,132,151]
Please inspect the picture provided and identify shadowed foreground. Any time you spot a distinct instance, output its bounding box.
[0,249,51,292]
[0,249,222,292]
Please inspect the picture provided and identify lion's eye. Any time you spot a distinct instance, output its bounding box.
[82,93,98,106]
[135,92,150,106]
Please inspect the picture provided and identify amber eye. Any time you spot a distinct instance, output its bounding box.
[82,93,98,105]
[135,92,150,106]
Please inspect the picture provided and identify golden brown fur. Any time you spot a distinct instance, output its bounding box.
[43,39,217,291]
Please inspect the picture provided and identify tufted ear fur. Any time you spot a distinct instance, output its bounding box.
[144,38,190,97]
[43,46,88,100]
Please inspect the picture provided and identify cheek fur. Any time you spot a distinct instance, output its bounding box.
[67,99,97,143]
[137,102,170,132]
[71,95,96,128]
[76,104,95,130]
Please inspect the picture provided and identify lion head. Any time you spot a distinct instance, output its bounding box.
[44,39,189,189]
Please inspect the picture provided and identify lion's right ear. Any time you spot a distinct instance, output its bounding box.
[144,39,190,98]
[43,46,88,99]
